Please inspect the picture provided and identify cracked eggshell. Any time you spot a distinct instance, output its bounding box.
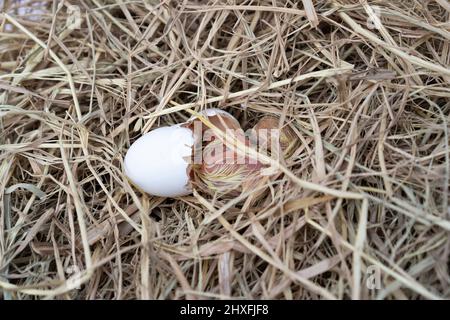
[124,125,194,197]
[187,108,241,132]
[124,109,242,198]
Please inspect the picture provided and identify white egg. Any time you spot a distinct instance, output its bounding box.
[124,109,241,197]
[124,125,194,197]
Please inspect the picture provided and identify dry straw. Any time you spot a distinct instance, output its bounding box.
[0,0,449,299]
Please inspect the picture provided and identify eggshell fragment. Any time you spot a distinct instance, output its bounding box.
[124,125,194,197]
[187,108,241,132]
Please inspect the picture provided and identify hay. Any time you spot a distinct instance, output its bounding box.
[0,0,449,299]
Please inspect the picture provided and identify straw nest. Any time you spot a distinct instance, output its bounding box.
[0,0,449,299]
